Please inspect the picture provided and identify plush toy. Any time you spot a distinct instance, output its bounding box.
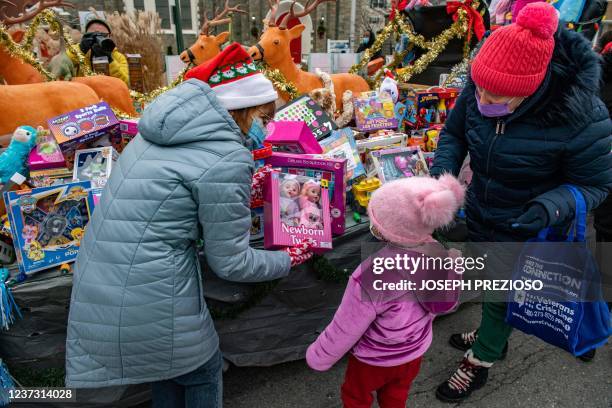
[0,126,38,184]
[309,69,355,128]
[49,53,76,81]
[379,69,399,103]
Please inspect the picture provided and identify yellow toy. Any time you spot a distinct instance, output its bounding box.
[424,127,441,152]
[351,178,382,214]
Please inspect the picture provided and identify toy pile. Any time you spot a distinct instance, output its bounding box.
[249,71,461,247]
[0,102,139,291]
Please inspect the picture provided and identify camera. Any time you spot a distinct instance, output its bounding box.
[80,32,115,56]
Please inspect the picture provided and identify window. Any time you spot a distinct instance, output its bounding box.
[134,0,145,10]
[155,0,171,29]
[179,0,192,30]
[370,0,386,8]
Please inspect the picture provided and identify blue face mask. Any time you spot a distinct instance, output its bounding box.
[247,117,267,149]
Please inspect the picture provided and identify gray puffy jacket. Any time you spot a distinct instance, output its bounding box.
[65,79,291,388]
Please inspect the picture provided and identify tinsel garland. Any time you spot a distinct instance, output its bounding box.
[396,10,468,84]
[22,10,93,77]
[350,10,469,86]
[256,62,299,100]
[0,22,54,80]
[130,66,189,106]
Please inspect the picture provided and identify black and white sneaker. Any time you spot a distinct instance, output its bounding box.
[449,330,508,360]
[436,350,492,403]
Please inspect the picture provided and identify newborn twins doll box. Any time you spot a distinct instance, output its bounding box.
[264,171,332,251]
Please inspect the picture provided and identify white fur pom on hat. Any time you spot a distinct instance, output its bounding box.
[184,42,278,110]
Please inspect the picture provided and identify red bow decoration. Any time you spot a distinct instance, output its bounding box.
[446,0,486,43]
[602,42,612,55]
[389,0,408,21]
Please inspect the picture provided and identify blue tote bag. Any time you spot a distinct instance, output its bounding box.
[506,185,612,356]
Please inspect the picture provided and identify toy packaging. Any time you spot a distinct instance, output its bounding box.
[412,87,459,129]
[370,146,429,183]
[356,133,408,177]
[264,171,332,251]
[3,181,96,275]
[354,91,398,132]
[27,129,66,170]
[274,96,337,140]
[265,152,347,236]
[29,167,73,188]
[265,121,323,154]
[118,118,139,153]
[72,146,118,190]
[319,128,365,187]
[250,206,264,241]
[48,102,120,156]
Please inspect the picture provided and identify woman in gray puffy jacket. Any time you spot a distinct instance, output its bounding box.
[65,43,311,407]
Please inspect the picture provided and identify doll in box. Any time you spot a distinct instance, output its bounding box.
[264,172,332,251]
[280,176,301,227]
[298,179,323,230]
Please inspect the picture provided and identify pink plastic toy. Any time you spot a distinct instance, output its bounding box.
[27,131,66,170]
[265,121,323,154]
[264,171,332,251]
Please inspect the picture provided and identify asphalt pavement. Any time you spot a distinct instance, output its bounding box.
[224,301,612,408]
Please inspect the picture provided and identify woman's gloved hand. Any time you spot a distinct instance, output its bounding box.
[283,238,316,267]
[509,203,549,234]
[251,164,273,206]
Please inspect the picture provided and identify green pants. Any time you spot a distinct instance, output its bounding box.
[471,301,513,363]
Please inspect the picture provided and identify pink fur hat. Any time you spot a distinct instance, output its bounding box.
[368,174,466,245]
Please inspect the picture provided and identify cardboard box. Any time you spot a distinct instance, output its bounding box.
[48,102,120,157]
[3,181,96,275]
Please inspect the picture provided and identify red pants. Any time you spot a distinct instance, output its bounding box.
[341,354,422,408]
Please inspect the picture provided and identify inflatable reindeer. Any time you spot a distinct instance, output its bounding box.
[0,28,137,125]
[180,0,245,66]
[248,0,369,109]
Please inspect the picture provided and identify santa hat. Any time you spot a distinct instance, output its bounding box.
[185,43,278,110]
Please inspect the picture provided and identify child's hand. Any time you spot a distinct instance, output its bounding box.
[283,238,316,267]
[251,164,273,205]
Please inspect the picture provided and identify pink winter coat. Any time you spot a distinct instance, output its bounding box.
[306,243,461,371]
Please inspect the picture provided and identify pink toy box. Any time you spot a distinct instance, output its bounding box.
[27,130,66,170]
[265,152,347,236]
[265,121,323,154]
[264,171,332,251]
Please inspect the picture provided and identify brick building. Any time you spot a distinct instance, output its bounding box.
[70,0,393,55]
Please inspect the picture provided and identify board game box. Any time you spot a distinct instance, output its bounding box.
[274,96,337,140]
[3,181,96,275]
[354,91,398,132]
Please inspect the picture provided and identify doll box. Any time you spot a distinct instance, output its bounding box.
[3,181,96,275]
[27,129,66,170]
[353,91,398,132]
[265,121,323,154]
[319,128,365,187]
[72,146,118,190]
[48,102,120,155]
[265,152,347,236]
[370,146,429,183]
[264,171,332,251]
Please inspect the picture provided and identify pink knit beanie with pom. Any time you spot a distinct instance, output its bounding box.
[368,175,465,246]
[471,2,559,97]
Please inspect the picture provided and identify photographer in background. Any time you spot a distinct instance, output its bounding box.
[68,15,129,85]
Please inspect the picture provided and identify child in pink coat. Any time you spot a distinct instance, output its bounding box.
[306,174,466,408]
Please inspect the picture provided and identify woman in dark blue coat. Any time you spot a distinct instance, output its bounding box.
[430,3,611,402]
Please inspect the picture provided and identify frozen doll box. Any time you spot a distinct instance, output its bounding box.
[370,146,429,183]
[264,171,332,251]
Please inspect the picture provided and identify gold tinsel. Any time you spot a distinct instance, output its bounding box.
[350,9,469,86]
[261,67,299,100]
[0,22,54,80]
[130,66,190,106]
